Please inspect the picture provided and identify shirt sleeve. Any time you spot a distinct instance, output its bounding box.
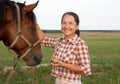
[42,36,58,48]
[77,40,91,76]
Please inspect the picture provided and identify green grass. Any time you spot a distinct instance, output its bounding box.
[0,32,120,84]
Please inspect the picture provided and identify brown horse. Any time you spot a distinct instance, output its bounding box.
[0,0,42,66]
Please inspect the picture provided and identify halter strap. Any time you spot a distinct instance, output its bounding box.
[8,4,40,59]
[8,4,21,48]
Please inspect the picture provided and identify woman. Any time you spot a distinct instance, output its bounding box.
[36,12,91,84]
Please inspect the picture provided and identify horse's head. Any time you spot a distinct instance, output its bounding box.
[0,0,42,66]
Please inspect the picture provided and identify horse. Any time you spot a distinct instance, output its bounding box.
[0,0,42,66]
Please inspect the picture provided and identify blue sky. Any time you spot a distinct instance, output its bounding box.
[14,0,120,30]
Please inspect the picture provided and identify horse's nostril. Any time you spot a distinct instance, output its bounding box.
[33,56,38,62]
[33,56,42,64]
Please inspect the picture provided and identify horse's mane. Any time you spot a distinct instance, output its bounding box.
[0,0,36,29]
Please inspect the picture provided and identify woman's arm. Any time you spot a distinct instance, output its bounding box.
[36,23,58,48]
[36,23,45,41]
[51,59,84,74]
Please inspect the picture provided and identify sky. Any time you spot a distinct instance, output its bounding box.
[13,0,120,30]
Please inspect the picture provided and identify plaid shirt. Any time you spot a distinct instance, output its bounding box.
[42,34,91,81]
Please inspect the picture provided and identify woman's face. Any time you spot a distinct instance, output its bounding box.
[61,14,78,38]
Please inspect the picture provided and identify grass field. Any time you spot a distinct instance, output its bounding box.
[0,32,120,84]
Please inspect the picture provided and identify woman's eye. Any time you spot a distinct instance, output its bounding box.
[62,22,66,25]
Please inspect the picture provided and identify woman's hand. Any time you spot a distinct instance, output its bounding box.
[50,59,63,67]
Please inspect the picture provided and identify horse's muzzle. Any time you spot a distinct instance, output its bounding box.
[26,53,42,66]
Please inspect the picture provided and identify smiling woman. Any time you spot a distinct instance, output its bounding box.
[36,11,91,84]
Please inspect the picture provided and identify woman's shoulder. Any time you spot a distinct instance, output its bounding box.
[72,34,86,44]
[76,37,85,42]
[76,37,87,45]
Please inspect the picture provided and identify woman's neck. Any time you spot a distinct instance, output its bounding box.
[64,34,74,41]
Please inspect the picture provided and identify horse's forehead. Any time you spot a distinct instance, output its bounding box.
[6,6,14,21]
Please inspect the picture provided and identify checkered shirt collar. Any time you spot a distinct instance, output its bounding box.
[59,34,78,44]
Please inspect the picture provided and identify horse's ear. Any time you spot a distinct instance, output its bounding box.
[23,1,39,13]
